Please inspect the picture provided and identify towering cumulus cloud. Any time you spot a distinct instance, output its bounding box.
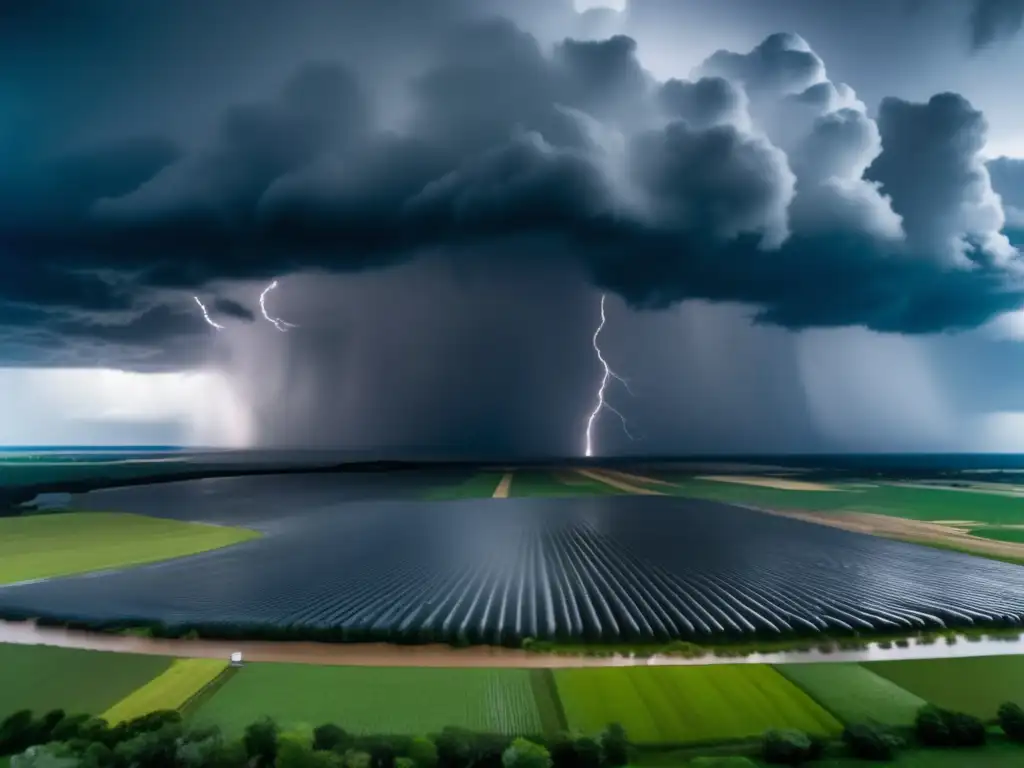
[12,22,1019,342]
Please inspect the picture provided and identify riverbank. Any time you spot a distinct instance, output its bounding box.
[4,621,1024,668]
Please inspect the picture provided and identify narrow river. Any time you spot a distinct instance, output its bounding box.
[2,621,1023,668]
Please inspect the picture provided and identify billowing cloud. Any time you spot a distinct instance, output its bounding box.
[3,12,1024,370]
[968,0,1024,49]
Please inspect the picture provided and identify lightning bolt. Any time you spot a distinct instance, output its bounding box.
[260,280,298,332]
[193,296,225,330]
[584,293,634,458]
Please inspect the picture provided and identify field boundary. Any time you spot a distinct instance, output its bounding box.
[179,665,239,719]
[529,669,567,737]
[575,469,664,495]
[100,658,230,725]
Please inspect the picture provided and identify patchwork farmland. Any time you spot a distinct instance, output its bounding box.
[192,665,544,737]
[2,475,1024,645]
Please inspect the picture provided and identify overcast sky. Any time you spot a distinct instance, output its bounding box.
[6,0,1024,456]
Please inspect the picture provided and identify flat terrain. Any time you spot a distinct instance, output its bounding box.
[695,476,838,492]
[195,664,543,736]
[422,472,504,500]
[508,470,623,498]
[805,743,1024,767]
[647,474,1024,526]
[101,658,228,725]
[3,490,1024,644]
[0,644,170,720]
[774,663,926,727]
[863,655,1024,720]
[0,512,260,585]
[554,666,841,744]
[970,527,1024,544]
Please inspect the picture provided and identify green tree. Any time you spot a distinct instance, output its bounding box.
[598,724,628,768]
[313,724,350,753]
[243,718,279,768]
[998,702,1024,742]
[112,724,181,768]
[501,739,551,768]
[10,745,77,768]
[408,737,438,768]
[761,729,816,766]
[0,710,35,755]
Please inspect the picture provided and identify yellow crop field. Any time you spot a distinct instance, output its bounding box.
[101,658,229,725]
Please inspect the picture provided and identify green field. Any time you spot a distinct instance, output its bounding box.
[194,665,542,736]
[0,512,260,584]
[421,473,503,500]
[774,663,926,727]
[0,645,171,720]
[803,742,1024,767]
[864,656,1024,719]
[969,527,1024,544]
[554,666,841,745]
[650,475,1024,525]
[101,658,229,725]
[509,471,623,498]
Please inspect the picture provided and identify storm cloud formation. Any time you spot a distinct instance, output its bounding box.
[5,0,1024,453]
[7,14,1024,349]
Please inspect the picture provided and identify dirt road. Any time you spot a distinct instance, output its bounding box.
[575,468,664,495]
[492,472,514,499]
[754,506,1024,561]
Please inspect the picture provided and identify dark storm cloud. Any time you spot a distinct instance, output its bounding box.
[867,93,1012,264]
[3,3,1024,367]
[213,297,255,322]
[968,0,1024,49]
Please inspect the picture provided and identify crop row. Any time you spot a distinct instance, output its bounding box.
[2,497,1024,643]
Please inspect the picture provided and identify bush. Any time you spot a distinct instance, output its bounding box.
[998,702,1024,742]
[314,725,350,753]
[78,742,113,768]
[947,712,986,747]
[598,724,628,768]
[10,744,77,768]
[244,718,279,768]
[435,729,473,768]
[49,714,90,744]
[344,751,372,768]
[0,710,36,755]
[408,738,438,768]
[501,740,551,768]
[112,723,183,768]
[914,705,985,747]
[689,760,757,768]
[761,729,819,766]
[549,737,600,768]
[842,723,902,761]
[370,744,396,768]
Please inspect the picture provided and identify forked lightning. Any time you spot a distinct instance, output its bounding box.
[260,280,297,331]
[193,296,224,330]
[584,293,634,457]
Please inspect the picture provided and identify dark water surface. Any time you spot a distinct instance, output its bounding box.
[3,475,1024,644]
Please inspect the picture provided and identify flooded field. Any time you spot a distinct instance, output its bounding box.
[2,476,1024,644]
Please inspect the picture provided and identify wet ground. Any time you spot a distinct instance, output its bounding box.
[2,620,1023,668]
[3,474,1024,644]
